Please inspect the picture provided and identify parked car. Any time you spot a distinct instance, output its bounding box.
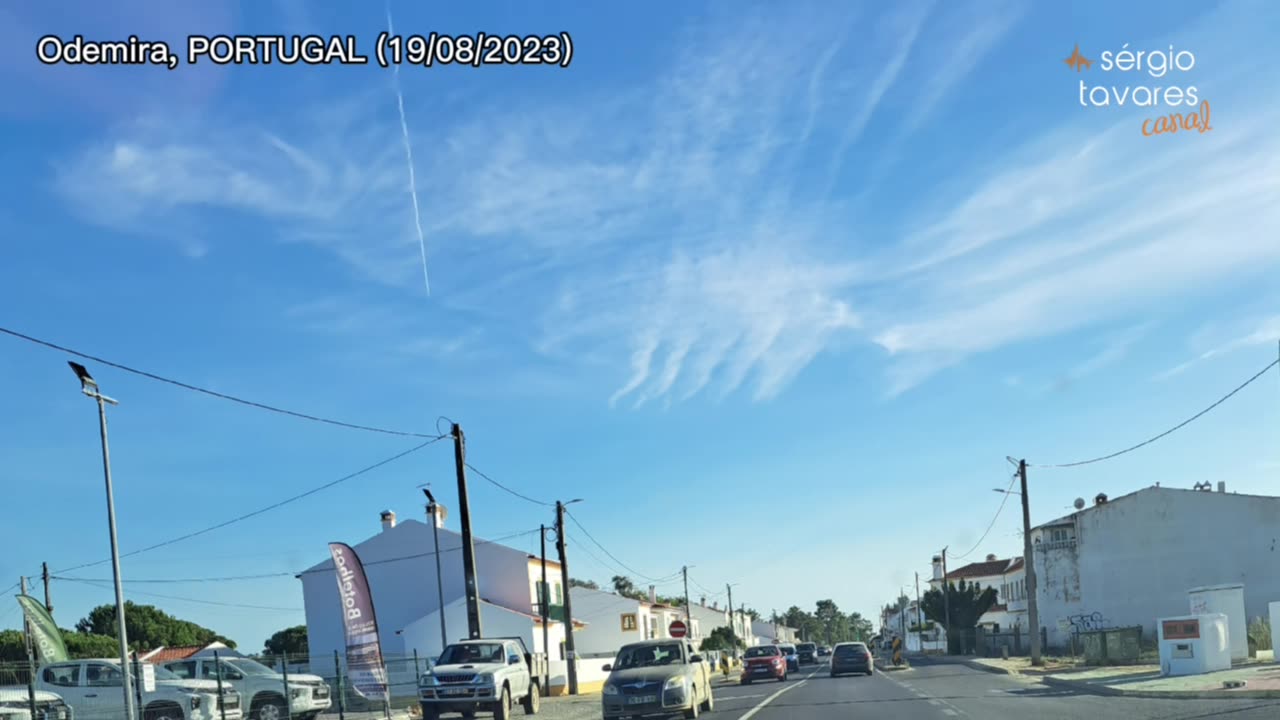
[602,639,713,719]
[36,659,241,720]
[796,643,818,665]
[419,638,539,720]
[830,642,874,677]
[0,688,72,720]
[817,646,831,657]
[739,645,786,684]
[778,644,799,672]
[162,655,331,720]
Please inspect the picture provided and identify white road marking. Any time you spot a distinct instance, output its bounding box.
[716,693,768,701]
[942,709,958,716]
[929,699,943,706]
[737,666,823,720]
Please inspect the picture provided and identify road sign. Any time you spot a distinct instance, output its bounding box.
[669,620,687,638]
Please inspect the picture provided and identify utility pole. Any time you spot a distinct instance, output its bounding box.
[554,501,579,695]
[20,577,37,720]
[681,567,692,635]
[915,572,923,628]
[41,563,52,614]
[941,547,951,654]
[1019,458,1042,665]
[539,525,550,695]
[725,584,736,651]
[451,423,482,639]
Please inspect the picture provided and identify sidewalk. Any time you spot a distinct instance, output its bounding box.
[965,656,1280,699]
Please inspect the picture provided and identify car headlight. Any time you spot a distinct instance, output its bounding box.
[663,676,686,690]
[471,674,492,685]
[291,688,306,699]
[420,675,439,687]
[189,696,202,711]
[603,684,619,696]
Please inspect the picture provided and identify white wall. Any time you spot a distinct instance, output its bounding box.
[1036,487,1280,648]
[567,590,647,658]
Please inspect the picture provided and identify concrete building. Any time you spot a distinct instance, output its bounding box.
[569,588,671,658]
[298,508,586,693]
[1031,484,1280,648]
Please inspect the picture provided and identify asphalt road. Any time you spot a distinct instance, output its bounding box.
[700,655,1280,720]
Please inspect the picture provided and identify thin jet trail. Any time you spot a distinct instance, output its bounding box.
[387,2,431,295]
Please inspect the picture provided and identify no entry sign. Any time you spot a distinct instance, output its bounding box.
[669,620,688,638]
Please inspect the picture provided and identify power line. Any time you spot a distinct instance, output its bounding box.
[0,581,19,596]
[55,437,445,574]
[1036,357,1279,468]
[61,578,301,612]
[951,469,1018,560]
[464,462,552,507]
[54,572,296,584]
[564,510,675,583]
[0,326,444,439]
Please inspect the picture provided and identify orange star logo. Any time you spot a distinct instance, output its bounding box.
[1065,44,1091,71]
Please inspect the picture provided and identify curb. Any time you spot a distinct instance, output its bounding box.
[957,659,1280,699]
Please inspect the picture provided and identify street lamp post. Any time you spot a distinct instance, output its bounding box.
[422,489,448,653]
[68,362,136,720]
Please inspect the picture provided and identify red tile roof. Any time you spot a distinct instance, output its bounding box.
[946,558,1013,580]
[141,646,205,663]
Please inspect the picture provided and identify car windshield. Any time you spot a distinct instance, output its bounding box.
[799,644,816,651]
[781,646,796,653]
[744,646,778,658]
[614,643,684,669]
[225,658,279,677]
[438,643,506,665]
[835,644,867,656]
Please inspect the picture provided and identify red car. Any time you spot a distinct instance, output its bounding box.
[740,644,787,684]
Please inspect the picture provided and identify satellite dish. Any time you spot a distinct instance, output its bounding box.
[1073,498,1086,510]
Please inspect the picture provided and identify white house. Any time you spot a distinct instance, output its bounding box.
[1028,483,1280,649]
[930,554,1027,633]
[298,508,588,694]
[568,588,669,659]
[750,619,798,644]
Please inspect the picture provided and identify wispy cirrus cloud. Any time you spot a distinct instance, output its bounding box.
[50,1,1279,407]
[1156,315,1280,380]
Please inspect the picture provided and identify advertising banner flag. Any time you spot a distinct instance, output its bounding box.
[16,595,69,664]
[328,543,389,700]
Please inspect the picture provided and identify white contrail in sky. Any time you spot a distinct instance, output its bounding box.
[386,3,431,295]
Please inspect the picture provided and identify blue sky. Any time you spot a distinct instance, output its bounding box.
[2,0,1278,651]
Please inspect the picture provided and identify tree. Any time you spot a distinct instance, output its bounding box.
[920,579,997,653]
[1,629,126,663]
[263,626,308,658]
[699,626,746,653]
[75,602,234,651]
[739,607,761,622]
[568,578,599,590]
[611,576,645,601]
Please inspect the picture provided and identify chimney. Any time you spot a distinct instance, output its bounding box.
[426,503,448,528]
[700,596,706,607]
[380,510,396,532]
[931,555,943,581]
[648,585,656,604]
[712,601,719,610]
[1218,481,1226,493]
[985,553,997,562]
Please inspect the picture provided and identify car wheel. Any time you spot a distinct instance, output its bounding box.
[253,697,286,720]
[522,681,540,715]
[420,705,439,720]
[701,687,714,712]
[741,678,751,685]
[493,686,511,720]
[779,671,786,682]
[682,689,699,719]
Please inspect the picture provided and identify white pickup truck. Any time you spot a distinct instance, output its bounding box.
[35,659,241,720]
[0,688,73,720]
[160,656,330,720]
[418,639,539,720]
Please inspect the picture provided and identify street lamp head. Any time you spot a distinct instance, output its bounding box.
[566,498,584,505]
[68,361,97,390]
[422,488,437,504]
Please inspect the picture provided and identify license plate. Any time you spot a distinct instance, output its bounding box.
[439,688,468,696]
[626,695,656,705]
